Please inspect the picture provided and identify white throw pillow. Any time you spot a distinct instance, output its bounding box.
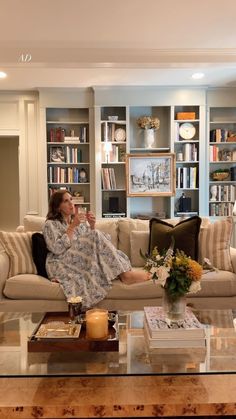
[118,218,149,257]
[96,219,119,248]
[24,215,46,232]
[198,216,233,272]
[130,230,149,267]
[0,231,37,277]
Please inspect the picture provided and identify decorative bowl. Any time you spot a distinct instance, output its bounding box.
[212,171,229,181]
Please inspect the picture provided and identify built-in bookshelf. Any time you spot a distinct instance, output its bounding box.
[46,107,91,209]
[208,107,236,217]
[172,105,201,217]
[100,107,127,217]
[128,106,171,219]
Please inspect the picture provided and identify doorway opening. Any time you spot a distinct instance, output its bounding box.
[0,136,19,231]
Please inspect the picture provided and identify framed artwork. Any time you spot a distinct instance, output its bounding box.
[50,146,65,162]
[126,153,176,197]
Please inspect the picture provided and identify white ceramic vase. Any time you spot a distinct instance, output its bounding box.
[144,129,155,148]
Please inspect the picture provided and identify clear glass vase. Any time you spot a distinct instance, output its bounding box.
[162,290,186,323]
[68,301,82,323]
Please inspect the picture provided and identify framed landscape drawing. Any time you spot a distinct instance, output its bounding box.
[126,153,176,197]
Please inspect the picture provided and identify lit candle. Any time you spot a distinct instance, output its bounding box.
[86,309,108,340]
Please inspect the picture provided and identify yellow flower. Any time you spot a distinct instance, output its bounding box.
[175,256,182,265]
[187,259,203,281]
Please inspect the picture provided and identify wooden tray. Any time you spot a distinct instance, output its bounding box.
[28,311,119,352]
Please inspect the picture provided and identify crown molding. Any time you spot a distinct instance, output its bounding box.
[1,47,236,67]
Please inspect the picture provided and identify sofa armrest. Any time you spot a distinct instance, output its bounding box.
[16,225,24,232]
[230,247,236,273]
[0,250,9,298]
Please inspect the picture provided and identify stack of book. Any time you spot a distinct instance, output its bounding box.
[101,167,117,190]
[143,306,206,348]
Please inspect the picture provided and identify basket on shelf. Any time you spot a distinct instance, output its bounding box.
[211,171,230,181]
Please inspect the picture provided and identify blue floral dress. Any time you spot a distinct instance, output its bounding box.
[43,220,131,309]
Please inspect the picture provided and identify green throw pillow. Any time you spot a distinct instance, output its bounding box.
[149,216,202,260]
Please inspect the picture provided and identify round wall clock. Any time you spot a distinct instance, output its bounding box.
[179,122,196,140]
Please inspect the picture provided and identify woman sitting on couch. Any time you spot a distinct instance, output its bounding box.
[43,190,148,309]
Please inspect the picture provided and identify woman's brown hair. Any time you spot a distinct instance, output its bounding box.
[46,190,72,222]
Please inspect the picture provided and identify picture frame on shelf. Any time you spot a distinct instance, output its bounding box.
[126,153,176,197]
[50,146,65,162]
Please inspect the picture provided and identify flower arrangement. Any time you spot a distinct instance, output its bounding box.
[137,116,160,130]
[142,242,204,300]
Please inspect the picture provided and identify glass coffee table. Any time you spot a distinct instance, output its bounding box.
[1,308,236,418]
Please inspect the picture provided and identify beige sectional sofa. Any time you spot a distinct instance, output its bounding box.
[0,215,236,312]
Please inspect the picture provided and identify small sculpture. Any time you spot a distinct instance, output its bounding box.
[210,185,217,201]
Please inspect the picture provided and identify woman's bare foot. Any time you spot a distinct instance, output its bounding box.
[120,270,150,285]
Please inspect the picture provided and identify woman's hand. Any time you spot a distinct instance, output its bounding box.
[87,211,96,230]
[67,212,85,238]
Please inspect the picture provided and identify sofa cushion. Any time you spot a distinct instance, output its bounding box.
[118,219,149,258]
[129,218,211,268]
[193,270,236,297]
[130,230,149,267]
[198,216,233,272]
[22,215,119,248]
[106,278,163,300]
[3,274,65,300]
[0,231,37,277]
[149,216,202,260]
[32,233,49,278]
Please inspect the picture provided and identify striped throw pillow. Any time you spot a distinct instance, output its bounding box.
[198,217,233,272]
[0,231,37,277]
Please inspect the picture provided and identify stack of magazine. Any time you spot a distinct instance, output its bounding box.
[144,306,206,349]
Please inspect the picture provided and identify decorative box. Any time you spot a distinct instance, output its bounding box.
[226,136,236,142]
[176,112,196,120]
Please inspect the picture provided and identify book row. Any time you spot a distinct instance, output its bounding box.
[210,129,236,142]
[48,126,88,143]
[209,184,236,202]
[101,168,117,190]
[48,166,89,184]
[48,146,82,163]
[176,166,198,189]
[209,145,236,162]
[209,202,235,217]
[177,143,198,162]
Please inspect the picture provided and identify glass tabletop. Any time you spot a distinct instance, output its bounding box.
[0,309,236,377]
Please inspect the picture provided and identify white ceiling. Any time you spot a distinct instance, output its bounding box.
[1,0,236,90]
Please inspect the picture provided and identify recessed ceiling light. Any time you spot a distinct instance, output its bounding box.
[192,72,205,80]
[0,71,7,79]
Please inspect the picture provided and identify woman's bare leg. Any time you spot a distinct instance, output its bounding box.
[120,270,150,284]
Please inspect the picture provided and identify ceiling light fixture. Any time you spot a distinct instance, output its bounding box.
[0,71,7,79]
[19,53,32,62]
[191,72,205,80]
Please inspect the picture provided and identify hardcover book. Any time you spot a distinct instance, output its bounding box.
[143,321,206,349]
[144,306,206,340]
